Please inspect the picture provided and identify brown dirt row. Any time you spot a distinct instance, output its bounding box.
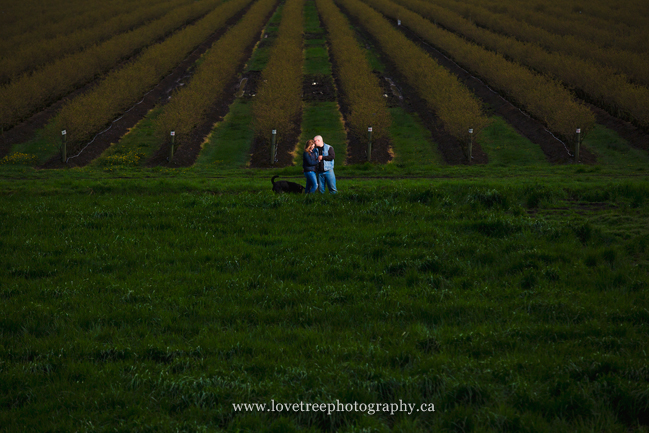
[0,8,220,161]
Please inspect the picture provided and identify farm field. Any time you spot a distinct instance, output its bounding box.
[0,0,648,431]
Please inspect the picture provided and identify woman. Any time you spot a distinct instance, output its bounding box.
[302,139,321,194]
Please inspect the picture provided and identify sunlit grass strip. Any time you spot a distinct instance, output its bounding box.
[252,0,305,160]
[155,0,279,147]
[389,0,649,131]
[388,107,441,166]
[196,100,256,169]
[479,117,549,167]
[316,0,390,147]
[0,0,225,132]
[336,0,487,143]
[93,108,164,168]
[0,0,194,84]
[364,0,595,143]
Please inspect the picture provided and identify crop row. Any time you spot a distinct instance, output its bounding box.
[336,0,487,143]
[315,0,390,145]
[0,0,165,57]
[252,0,305,160]
[460,0,649,48]
[0,0,107,42]
[0,0,196,84]
[364,0,595,142]
[155,0,279,146]
[420,0,649,88]
[390,0,649,131]
[0,0,225,132]
[44,0,254,152]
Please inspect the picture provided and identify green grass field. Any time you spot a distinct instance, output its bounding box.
[1,0,648,430]
[1,164,648,432]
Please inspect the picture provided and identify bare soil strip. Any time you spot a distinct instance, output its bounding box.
[39,5,255,169]
[396,23,597,164]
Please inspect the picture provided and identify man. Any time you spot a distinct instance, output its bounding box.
[314,135,336,194]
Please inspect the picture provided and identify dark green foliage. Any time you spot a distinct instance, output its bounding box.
[0,175,647,432]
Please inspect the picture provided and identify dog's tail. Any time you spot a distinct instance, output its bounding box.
[271,175,279,184]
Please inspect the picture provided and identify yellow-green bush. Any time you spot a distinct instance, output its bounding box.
[0,0,106,43]
[0,0,194,84]
[0,0,225,132]
[364,0,595,142]
[316,0,390,145]
[37,0,254,153]
[338,0,488,143]
[422,0,649,88]
[454,0,649,53]
[252,0,305,157]
[156,0,279,145]
[390,0,649,130]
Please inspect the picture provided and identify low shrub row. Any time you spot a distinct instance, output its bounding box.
[155,0,279,145]
[0,0,225,132]
[252,0,305,162]
[0,0,110,43]
[336,0,488,143]
[415,0,649,88]
[457,0,649,51]
[390,0,649,130]
[41,0,254,153]
[316,0,390,146]
[0,0,195,84]
[363,0,595,143]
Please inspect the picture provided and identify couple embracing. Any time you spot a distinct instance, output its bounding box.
[303,135,337,194]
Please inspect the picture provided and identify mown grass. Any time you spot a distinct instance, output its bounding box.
[246,3,283,72]
[388,107,442,166]
[1,173,648,432]
[478,116,549,166]
[197,99,256,169]
[6,126,61,166]
[92,107,164,167]
[583,124,649,167]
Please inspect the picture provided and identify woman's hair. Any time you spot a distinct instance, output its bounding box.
[305,139,315,152]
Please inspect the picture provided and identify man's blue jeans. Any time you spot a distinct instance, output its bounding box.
[304,171,318,193]
[317,170,337,194]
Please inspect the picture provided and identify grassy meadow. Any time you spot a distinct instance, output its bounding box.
[1,0,648,431]
[1,163,648,432]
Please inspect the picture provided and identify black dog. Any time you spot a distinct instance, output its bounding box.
[271,175,305,194]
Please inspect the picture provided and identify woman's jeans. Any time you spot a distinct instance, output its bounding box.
[304,171,318,193]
